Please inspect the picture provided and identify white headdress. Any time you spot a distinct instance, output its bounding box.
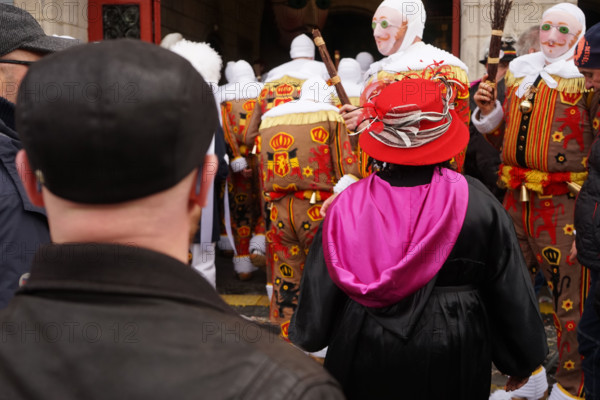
[378,0,426,53]
[290,34,315,59]
[541,3,586,64]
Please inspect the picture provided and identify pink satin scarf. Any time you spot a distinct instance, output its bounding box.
[323,169,469,308]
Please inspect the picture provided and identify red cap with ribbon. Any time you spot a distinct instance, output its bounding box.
[358,77,468,165]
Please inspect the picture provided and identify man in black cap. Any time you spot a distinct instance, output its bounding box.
[573,22,600,400]
[0,4,77,308]
[0,39,343,399]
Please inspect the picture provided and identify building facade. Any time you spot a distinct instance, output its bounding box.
[8,0,599,83]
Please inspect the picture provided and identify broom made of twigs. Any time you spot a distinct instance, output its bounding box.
[312,28,351,106]
[486,0,513,85]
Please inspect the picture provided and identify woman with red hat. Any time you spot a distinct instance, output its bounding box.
[289,77,548,399]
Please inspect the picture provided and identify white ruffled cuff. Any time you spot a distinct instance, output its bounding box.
[249,234,266,255]
[217,234,234,251]
[230,156,248,173]
[470,100,503,134]
[233,255,258,274]
[333,174,359,194]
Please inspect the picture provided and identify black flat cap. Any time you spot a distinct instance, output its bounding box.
[0,4,78,57]
[17,39,219,204]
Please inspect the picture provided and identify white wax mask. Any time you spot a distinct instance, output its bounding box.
[372,6,407,56]
[539,11,582,61]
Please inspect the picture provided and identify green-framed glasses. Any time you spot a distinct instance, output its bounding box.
[541,23,573,35]
[372,20,397,30]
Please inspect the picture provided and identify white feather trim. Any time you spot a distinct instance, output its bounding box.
[334,174,360,194]
[230,157,248,173]
[170,39,222,84]
[470,100,503,134]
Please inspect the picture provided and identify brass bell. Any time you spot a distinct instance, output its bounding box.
[519,99,533,114]
[309,191,317,205]
[520,184,530,202]
[567,182,582,196]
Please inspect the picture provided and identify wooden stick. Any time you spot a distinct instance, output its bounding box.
[312,28,351,106]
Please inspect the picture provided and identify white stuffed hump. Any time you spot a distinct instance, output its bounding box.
[170,39,222,84]
[160,32,183,49]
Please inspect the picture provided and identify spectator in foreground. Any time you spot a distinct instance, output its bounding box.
[574,21,600,400]
[0,39,344,399]
[0,3,77,308]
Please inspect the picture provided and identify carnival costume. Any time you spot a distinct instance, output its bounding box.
[219,60,266,278]
[357,0,470,175]
[258,78,359,335]
[472,4,591,398]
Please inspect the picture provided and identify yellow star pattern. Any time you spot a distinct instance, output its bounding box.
[303,166,314,178]
[562,299,573,312]
[552,131,565,143]
[563,360,575,371]
[563,224,575,236]
[290,245,300,256]
[582,157,588,168]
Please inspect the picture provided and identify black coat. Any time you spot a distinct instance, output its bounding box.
[464,79,506,203]
[290,174,548,400]
[575,91,600,314]
[0,243,344,399]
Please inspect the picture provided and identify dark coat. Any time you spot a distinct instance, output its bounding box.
[575,91,600,315]
[464,79,506,202]
[0,97,50,309]
[290,173,548,400]
[575,92,600,272]
[0,243,344,399]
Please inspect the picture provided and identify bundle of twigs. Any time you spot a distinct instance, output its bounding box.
[486,0,513,84]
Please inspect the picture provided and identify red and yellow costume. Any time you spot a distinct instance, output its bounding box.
[474,54,593,397]
[220,92,266,274]
[257,93,360,336]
